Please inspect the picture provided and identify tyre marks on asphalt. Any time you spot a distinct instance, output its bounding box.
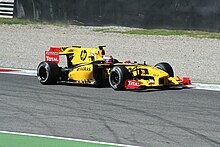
[96,99,220,146]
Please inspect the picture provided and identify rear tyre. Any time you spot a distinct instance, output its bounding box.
[37,61,61,85]
[155,62,174,77]
[109,66,131,90]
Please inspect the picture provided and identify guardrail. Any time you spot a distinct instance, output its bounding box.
[0,0,14,18]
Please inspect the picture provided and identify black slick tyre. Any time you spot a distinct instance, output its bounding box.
[109,66,131,90]
[155,62,174,77]
[37,61,61,85]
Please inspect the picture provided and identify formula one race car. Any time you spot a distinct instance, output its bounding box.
[37,45,191,90]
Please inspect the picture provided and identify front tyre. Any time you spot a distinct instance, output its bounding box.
[155,62,174,77]
[37,61,61,85]
[109,66,130,90]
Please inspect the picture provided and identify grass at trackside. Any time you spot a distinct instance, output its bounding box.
[0,18,49,25]
[94,28,220,39]
[1,18,220,39]
[0,18,68,27]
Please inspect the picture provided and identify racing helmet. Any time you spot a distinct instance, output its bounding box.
[103,55,114,63]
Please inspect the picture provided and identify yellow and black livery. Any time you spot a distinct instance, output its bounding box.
[37,45,191,90]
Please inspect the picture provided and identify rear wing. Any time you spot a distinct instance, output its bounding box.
[45,46,82,64]
[45,47,60,64]
[45,45,106,65]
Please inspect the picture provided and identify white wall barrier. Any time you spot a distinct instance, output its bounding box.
[0,0,14,18]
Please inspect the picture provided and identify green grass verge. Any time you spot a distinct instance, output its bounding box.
[0,18,69,27]
[0,132,124,147]
[0,18,50,25]
[94,28,220,39]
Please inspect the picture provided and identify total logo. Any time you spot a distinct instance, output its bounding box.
[127,80,141,86]
[125,80,141,89]
[45,51,60,64]
[45,56,59,62]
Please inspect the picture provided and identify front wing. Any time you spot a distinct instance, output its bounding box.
[124,76,191,89]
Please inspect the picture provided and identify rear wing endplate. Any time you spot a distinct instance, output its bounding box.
[45,47,60,64]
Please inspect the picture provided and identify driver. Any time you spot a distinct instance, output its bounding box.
[103,55,114,64]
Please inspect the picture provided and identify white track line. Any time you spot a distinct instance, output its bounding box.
[189,83,220,91]
[0,68,37,76]
[11,69,37,76]
[0,131,140,147]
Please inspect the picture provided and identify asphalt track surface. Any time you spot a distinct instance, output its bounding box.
[0,73,219,147]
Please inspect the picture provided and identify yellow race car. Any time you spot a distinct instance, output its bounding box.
[37,45,191,90]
